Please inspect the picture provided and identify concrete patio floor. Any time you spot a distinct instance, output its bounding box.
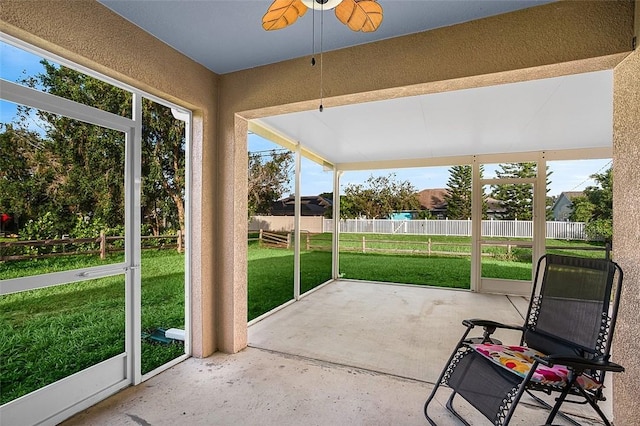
[63,280,609,425]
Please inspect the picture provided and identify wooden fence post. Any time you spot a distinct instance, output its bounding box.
[362,236,366,253]
[287,233,291,249]
[259,229,263,247]
[100,231,106,259]
[177,230,183,253]
[306,233,310,251]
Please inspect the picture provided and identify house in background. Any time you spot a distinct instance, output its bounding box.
[416,188,505,219]
[552,191,584,221]
[485,197,507,219]
[417,188,448,218]
[269,195,332,217]
[389,211,415,220]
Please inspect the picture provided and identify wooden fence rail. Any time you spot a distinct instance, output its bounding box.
[252,231,609,259]
[0,231,184,262]
[259,230,291,248]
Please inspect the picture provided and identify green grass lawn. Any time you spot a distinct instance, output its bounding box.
[248,235,607,320]
[0,250,185,405]
[246,245,535,319]
[248,242,332,320]
[337,233,607,259]
[247,239,540,319]
[1,235,606,405]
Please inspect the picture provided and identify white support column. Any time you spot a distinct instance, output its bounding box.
[174,109,192,357]
[470,158,482,292]
[127,93,142,385]
[184,113,192,357]
[332,170,342,279]
[533,153,547,266]
[294,147,301,300]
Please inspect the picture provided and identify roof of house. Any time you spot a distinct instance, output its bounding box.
[486,197,506,213]
[417,189,449,211]
[417,189,506,213]
[552,191,585,210]
[559,191,585,200]
[269,196,332,216]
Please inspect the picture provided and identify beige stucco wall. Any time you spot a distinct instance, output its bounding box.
[250,216,325,234]
[222,0,633,118]
[0,0,219,358]
[217,0,634,352]
[612,19,640,426]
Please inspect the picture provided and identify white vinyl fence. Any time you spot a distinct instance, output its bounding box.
[322,219,589,240]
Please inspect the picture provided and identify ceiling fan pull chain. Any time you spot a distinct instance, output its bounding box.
[319,0,324,112]
[311,1,316,66]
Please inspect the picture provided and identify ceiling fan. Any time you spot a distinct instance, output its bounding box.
[263,0,383,33]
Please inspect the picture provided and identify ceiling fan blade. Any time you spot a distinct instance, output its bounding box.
[262,0,308,31]
[335,0,383,32]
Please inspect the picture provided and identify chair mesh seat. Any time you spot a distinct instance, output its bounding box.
[470,343,601,390]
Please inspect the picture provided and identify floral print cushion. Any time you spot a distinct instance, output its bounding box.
[469,343,601,391]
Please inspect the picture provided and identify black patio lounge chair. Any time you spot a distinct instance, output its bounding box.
[423,254,624,425]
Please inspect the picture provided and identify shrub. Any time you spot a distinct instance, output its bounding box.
[585,219,612,243]
[20,212,60,241]
[18,212,63,255]
[73,216,125,251]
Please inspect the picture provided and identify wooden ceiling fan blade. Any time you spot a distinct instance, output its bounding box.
[335,0,383,32]
[262,0,308,31]
[358,1,383,32]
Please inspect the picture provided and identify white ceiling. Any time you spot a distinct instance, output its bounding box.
[256,70,614,167]
[98,1,613,167]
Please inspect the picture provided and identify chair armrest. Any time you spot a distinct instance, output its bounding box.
[535,355,625,373]
[462,319,523,331]
[462,319,523,344]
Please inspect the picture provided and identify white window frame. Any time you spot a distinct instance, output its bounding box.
[0,33,192,425]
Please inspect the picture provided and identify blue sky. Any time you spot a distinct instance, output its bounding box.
[249,133,611,197]
[2,40,611,197]
[1,42,45,125]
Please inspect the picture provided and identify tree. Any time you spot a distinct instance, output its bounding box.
[141,100,186,235]
[4,60,186,238]
[9,62,131,237]
[247,149,293,217]
[568,196,594,223]
[443,165,487,219]
[545,195,557,220]
[584,168,612,219]
[491,162,551,220]
[0,124,48,230]
[579,167,613,242]
[444,165,471,219]
[341,173,420,219]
